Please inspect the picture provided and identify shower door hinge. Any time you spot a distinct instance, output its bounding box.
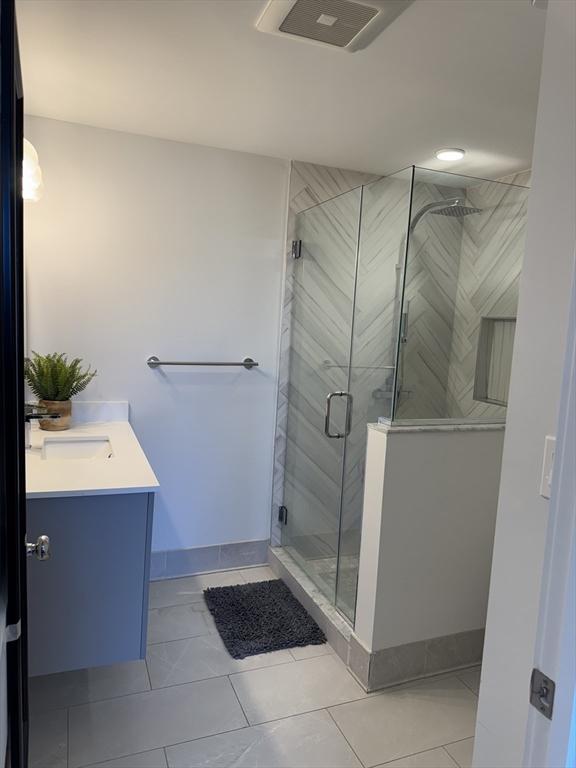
[278,505,288,525]
[291,240,302,260]
[530,668,555,720]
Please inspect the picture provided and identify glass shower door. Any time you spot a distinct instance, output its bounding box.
[336,169,414,620]
[281,188,362,605]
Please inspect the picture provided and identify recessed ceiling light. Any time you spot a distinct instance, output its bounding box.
[435,148,466,162]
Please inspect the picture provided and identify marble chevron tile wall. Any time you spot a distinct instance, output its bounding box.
[271,164,530,569]
[338,171,414,590]
[445,170,531,420]
[395,169,531,422]
[394,177,466,420]
[271,161,379,547]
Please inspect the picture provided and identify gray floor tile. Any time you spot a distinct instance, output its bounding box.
[86,749,168,768]
[166,710,361,768]
[236,566,277,583]
[230,653,366,725]
[149,572,244,609]
[147,602,216,644]
[68,676,247,767]
[444,738,474,768]
[375,747,458,767]
[147,634,294,688]
[329,676,477,768]
[289,642,334,661]
[456,667,481,695]
[29,660,150,713]
[29,708,68,768]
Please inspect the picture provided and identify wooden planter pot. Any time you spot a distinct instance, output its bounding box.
[38,399,72,431]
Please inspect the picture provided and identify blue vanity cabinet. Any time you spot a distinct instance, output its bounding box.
[27,492,154,676]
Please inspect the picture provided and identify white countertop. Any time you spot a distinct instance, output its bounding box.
[26,421,160,499]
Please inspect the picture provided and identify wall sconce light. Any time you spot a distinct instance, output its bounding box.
[23,139,43,201]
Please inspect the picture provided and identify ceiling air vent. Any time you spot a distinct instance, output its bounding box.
[256,0,413,52]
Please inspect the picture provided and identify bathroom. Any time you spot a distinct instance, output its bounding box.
[1,1,575,768]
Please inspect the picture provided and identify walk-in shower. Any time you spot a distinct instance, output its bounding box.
[277,166,530,624]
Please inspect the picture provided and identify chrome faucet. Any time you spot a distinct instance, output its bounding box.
[24,404,59,448]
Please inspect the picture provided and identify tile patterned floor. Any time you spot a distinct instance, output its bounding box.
[29,567,479,768]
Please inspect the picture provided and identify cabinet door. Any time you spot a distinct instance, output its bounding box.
[27,493,153,676]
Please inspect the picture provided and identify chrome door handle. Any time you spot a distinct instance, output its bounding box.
[26,534,51,561]
[324,392,353,439]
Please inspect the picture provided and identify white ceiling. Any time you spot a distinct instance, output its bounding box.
[16,0,546,178]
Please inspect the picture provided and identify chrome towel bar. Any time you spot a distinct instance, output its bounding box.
[146,356,258,370]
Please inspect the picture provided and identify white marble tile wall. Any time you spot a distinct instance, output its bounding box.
[445,170,531,419]
[395,179,465,420]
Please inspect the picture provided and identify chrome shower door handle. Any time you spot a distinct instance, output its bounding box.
[344,392,353,437]
[324,391,353,439]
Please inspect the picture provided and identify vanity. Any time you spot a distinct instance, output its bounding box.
[25,402,159,676]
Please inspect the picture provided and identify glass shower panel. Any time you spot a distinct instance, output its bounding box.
[282,188,362,605]
[336,169,413,620]
[394,167,530,423]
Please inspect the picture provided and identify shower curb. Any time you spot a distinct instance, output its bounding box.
[268,546,353,665]
[269,545,485,693]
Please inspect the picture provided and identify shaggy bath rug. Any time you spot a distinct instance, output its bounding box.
[203,578,326,659]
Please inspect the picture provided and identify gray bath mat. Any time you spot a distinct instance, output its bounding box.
[203,579,326,659]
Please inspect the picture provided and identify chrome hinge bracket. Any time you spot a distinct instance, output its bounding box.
[291,240,302,260]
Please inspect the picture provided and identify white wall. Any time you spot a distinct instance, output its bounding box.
[24,116,289,553]
[473,1,576,765]
[355,425,504,651]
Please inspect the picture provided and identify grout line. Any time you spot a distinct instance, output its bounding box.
[154,703,377,758]
[326,708,366,767]
[127,724,253,764]
[74,724,251,768]
[456,674,480,697]
[441,745,462,767]
[149,598,210,610]
[149,566,269,585]
[162,745,169,768]
[64,656,296,711]
[376,744,462,767]
[443,736,475,747]
[146,657,298,691]
[77,746,170,768]
[238,699,369,729]
[227,674,251,727]
[144,656,153,690]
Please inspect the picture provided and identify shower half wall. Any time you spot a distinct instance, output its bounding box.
[272,162,530,628]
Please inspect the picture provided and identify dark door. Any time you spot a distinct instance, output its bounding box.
[1,1,28,766]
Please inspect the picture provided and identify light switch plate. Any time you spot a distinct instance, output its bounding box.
[539,435,556,499]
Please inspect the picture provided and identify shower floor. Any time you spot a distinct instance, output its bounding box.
[286,549,359,622]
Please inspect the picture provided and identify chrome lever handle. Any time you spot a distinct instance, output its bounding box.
[26,534,51,561]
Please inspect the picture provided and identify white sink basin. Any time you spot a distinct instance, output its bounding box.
[41,436,113,460]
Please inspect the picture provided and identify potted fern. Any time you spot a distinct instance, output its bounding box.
[24,352,97,431]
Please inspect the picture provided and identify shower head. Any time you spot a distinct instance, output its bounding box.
[409,198,482,232]
[430,203,483,218]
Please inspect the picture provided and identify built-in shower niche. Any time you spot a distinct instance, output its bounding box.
[276,162,530,643]
[473,317,517,407]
